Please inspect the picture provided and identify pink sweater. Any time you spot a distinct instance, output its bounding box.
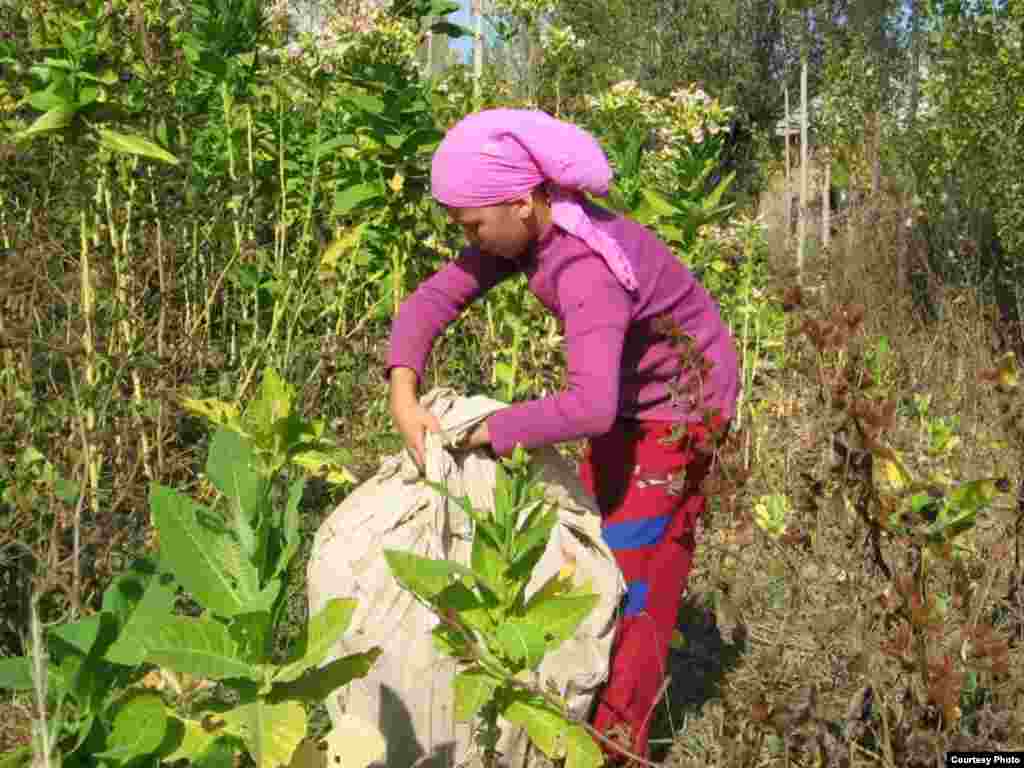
[386,203,740,457]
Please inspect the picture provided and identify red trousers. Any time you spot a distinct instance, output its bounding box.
[578,420,713,763]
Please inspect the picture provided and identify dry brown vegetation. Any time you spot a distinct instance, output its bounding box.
[648,192,1024,767]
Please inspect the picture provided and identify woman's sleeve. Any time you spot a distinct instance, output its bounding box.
[386,248,519,382]
[485,253,632,456]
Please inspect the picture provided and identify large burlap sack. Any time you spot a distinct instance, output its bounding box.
[307,388,625,768]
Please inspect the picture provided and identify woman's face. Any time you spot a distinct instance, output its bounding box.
[447,197,537,262]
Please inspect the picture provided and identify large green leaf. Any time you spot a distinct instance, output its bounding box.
[437,581,495,634]
[523,593,599,651]
[494,619,547,670]
[141,616,260,681]
[0,657,32,691]
[223,699,306,768]
[563,724,603,768]
[49,614,104,655]
[430,20,470,37]
[15,105,76,141]
[639,187,681,217]
[0,746,31,768]
[702,171,736,211]
[453,670,500,722]
[105,575,177,666]
[334,181,385,215]
[205,428,270,564]
[244,368,295,431]
[95,693,169,762]
[149,483,252,617]
[269,648,381,704]
[275,598,356,683]
[97,128,179,165]
[271,478,304,581]
[502,696,571,758]
[100,565,154,623]
[163,717,222,764]
[383,550,476,602]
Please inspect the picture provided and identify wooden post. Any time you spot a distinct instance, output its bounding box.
[798,58,808,284]
[425,16,434,78]
[897,192,908,296]
[472,0,483,107]
[784,87,792,242]
[823,150,831,252]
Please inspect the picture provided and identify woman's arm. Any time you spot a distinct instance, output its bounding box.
[386,247,520,390]
[484,253,632,456]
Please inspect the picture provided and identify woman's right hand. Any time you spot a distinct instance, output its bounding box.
[391,398,442,470]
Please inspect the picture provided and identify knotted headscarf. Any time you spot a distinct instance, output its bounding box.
[430,108,638,293]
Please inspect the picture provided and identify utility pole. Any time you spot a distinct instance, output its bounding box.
[798,56,808,284]
[472,0,484,108]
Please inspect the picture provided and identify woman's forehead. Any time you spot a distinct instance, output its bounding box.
[449,206,494,225]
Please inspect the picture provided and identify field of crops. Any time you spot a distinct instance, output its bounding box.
[1,0,1022,765]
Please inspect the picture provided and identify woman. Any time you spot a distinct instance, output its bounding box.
[386,108,739,763]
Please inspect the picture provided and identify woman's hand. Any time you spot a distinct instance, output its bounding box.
[389,367,441,469]
[463,421,491,449]
[390,397,442,470]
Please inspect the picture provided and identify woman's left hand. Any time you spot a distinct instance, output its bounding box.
[463,421,491,450]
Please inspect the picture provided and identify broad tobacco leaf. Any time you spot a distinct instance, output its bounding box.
[141,615,261,682]
[494,619,547,670]
[502,693,601,768]
[275,598,357,683]
[270,648,382,705]
[453,670,501,722]
[105,574,177,666]
[149,483,259,617]
[0,657,33,691]
[205,427,271,560]
[383,550,476,601]
[522,592,599,651]
[94,692,169,763]
[222,699,306,768]
[180,397,243,431]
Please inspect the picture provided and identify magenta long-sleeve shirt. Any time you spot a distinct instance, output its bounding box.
[386,202,741,458]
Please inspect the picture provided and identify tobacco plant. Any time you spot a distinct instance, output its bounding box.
[384,446,605,768]
[0,368,378,768]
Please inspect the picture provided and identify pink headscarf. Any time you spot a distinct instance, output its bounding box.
[430,108,638,293]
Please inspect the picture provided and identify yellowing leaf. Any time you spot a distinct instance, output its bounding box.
[223,700,306,768]
[97,127,179,165]
[292,450,359,485]
[753,494,789,539]
[164,718,220,763]
[996,351,1019,388]
[181,397,242,429]
[874,452,912,493]
[388,172,405,193]
[319,224,366,272]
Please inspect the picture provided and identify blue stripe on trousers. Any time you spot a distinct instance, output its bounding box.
[602,514,672,550]
[623,581,650,616]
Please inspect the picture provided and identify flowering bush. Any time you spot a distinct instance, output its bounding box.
[431,64,534,129]
[689,214,785,364]
[583,80,734,202]
[261,0,421,82]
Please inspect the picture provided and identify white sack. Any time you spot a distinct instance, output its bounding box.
[307,388,625,768]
